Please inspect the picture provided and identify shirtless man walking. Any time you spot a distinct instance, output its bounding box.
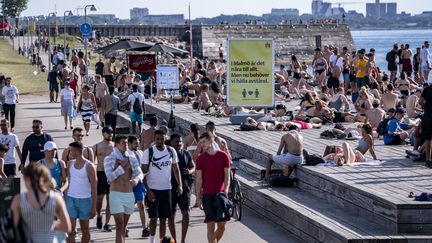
[265,125,304,180]
[94,75,109,128]
[92,127,114,232]
[141,116,158,151]
[104,135,144,243]
[62,127,94,164]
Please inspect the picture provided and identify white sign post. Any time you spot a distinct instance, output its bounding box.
[156,64,179,91]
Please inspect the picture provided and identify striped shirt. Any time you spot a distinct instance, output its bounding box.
[104,148,143,184]
[20,191,57,243]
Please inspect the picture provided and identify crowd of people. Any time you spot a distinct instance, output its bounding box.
[2,28,432,243]
[1,113,233,243]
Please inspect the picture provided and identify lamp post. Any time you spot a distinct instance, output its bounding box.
[63,10,72,56]
[47,12,56,72]
[84,4,96,81]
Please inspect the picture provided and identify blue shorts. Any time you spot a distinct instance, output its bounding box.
[65,196,92,220]
[49,82,59,92]
[130,111,143,123]
[343,73,350,83]
[356,77,367,89]
[133,181,147,202]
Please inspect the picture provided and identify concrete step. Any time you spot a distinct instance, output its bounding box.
[234,166,431,243]
[296,166,432,234]
[237,156,432,235]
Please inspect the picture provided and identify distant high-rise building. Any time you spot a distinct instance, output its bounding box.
[387,3,397,16]
[130,8,149,20]
[312,0,323,15]
[365,0,397,18]
[271,8,299,17]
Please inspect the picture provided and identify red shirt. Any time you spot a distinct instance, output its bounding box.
[196,151,230,195]
[69,79,78,94]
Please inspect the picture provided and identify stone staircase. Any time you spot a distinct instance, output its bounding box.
[235,158,432,242]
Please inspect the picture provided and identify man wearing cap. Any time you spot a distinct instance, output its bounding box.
[365,99,386,130]
[92,126,114,232]
[384,108,412,145]
[0,119,21,177]
[21,120,53,170]
[39,141,68,193]
[406,89,423,118]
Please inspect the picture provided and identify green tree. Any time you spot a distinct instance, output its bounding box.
[1,0,28,27]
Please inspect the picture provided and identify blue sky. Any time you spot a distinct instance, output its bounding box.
[22,0,428,19]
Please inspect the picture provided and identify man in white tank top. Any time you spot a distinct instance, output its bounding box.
[65,141,97,243]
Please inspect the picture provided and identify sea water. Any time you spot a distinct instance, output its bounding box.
[352,29,432,77]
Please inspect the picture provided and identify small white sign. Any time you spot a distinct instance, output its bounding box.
[156,64,179,91]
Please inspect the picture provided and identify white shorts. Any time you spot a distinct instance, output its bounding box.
[272,152,304,166]
[109,191,135,215]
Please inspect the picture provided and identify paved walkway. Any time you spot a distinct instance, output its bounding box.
[14,95,300,243]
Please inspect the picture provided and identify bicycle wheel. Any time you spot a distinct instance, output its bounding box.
[231,179,243,221]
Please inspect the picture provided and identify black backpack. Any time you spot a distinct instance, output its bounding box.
[377,117,391,136]
[132,94,143,114]
[148,146,174,170]
[268,176,299,187]
[386,51,395,63]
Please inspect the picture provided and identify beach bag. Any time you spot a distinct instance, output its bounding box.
[92,113,100,125]
[268,176,298,187]
[239,123,257,131]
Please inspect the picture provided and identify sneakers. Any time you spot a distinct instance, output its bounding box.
[124,228,129,237]
[142,227,150,238]
[103,224,112,232]
[96,216,102,229]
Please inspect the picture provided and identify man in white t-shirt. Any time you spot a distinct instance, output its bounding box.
[141,130,183,243]
[0,119,21,177]
[1,77,19,131]
[127,84,145,135]
[421,41,431,81]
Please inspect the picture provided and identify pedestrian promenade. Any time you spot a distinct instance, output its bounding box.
[14,95,300,243]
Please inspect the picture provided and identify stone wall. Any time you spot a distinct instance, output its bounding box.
[46,24,354,63]
[195,24,355,63]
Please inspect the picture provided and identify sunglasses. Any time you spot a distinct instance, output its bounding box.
[32,126,41,129]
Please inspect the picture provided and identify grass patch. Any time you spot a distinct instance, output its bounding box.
[0,39,47,95]
[49,34,78,48]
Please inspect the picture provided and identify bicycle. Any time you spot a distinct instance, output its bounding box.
[229,167,243,221]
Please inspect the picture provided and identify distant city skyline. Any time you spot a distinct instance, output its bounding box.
[21,0,428,19]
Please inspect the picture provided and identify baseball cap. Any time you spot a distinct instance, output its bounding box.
[102,126,113,133]
[64,80,71,85]
[43,141,57,151]
[396,108,406,115]
[135,74,142,79]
